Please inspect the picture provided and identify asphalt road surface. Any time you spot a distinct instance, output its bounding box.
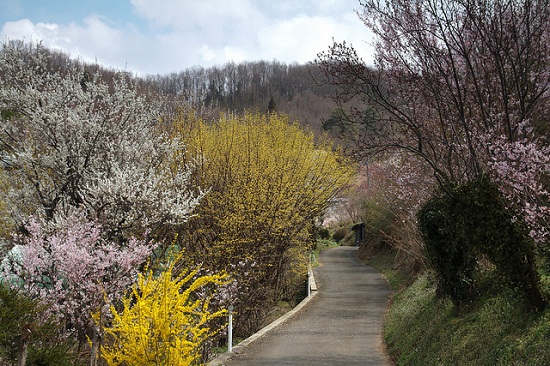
[226,246,393,365]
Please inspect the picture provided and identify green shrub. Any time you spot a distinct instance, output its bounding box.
[26,344,75,366]
[316,227,330,240]
[0,283,37,362]
[418,193,477,306]
[418,177,545,311]
[331,226,349,243]
[455,178,544,310]
[0,283,74,366]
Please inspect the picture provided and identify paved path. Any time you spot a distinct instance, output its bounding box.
[225,246,393,365]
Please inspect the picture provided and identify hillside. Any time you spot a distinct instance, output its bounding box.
[141,60,350,143]
[0,43,344,141]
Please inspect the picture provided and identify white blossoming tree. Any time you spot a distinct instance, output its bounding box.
[0,42,201,240]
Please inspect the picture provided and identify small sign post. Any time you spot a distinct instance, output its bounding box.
[307,250,313,298]
[228,305,234,353]
[307,269,311,298]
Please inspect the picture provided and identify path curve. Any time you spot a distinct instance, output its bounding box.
[225,246,393,365]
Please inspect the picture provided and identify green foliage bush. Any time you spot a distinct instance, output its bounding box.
[418,177,545,310]
[316,227,330,240]
[418,194,477,305]
[0,283,74,366]
[26,344,74,366]
[0,284,35,362]
[331,226,349,243]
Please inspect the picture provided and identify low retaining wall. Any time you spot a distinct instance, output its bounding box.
[207,270,319,366]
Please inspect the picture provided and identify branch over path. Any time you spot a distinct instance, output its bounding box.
[226,246,393,365]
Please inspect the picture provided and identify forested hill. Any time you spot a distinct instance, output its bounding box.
[8,44,340,136]
[141,61,339,135]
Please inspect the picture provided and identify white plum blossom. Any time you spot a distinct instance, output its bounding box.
[0,42,201,236]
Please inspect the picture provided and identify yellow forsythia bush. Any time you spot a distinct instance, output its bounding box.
[96,255,227,366]
[169,111,355,333]
[172,110,354,270]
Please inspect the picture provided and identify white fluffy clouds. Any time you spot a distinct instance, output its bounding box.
[1,0,374,75]
[259,15,346,63]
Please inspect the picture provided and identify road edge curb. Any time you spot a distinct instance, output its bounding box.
[207,271,319,366]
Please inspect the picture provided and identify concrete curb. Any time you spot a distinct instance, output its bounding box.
[207,270,319,366]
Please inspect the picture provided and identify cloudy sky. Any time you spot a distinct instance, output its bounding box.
[0,0,375,76]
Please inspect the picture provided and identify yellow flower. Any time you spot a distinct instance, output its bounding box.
[95,252,227,366]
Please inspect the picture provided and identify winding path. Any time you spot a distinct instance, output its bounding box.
[225,246,393,365]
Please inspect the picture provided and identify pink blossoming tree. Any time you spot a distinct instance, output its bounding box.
[316,0,549,258]
[4,211,156,357]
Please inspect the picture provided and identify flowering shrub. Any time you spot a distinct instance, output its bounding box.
[0,42,201,239]
[172,110,353,334]
[487,123,550,250]
[316,0,549,270]
[3,212,156,345]
[97,254,227,366]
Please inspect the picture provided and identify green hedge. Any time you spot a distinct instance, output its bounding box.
[418,177,545,311]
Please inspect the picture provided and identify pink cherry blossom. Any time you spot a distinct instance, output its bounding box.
[6,211,156,341]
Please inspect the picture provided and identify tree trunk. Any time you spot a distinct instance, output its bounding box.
[90,303,103,366]
[89,329,99,366]
[17,329,30,366]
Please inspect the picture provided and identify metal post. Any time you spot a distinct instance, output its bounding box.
[228,305,234,352]
[307,250,313,298]
[307,270,311,298]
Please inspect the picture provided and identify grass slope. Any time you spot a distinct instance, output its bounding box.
[366,252,550,366]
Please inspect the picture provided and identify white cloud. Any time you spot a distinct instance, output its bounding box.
[259,15,340,63]
[222,45,249,64]
[1,19,59,44]
[132,0,262,25]
[199,44,216,63]
[257,11,374,65]
[1,1,375,75]
[1,16,142,71]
